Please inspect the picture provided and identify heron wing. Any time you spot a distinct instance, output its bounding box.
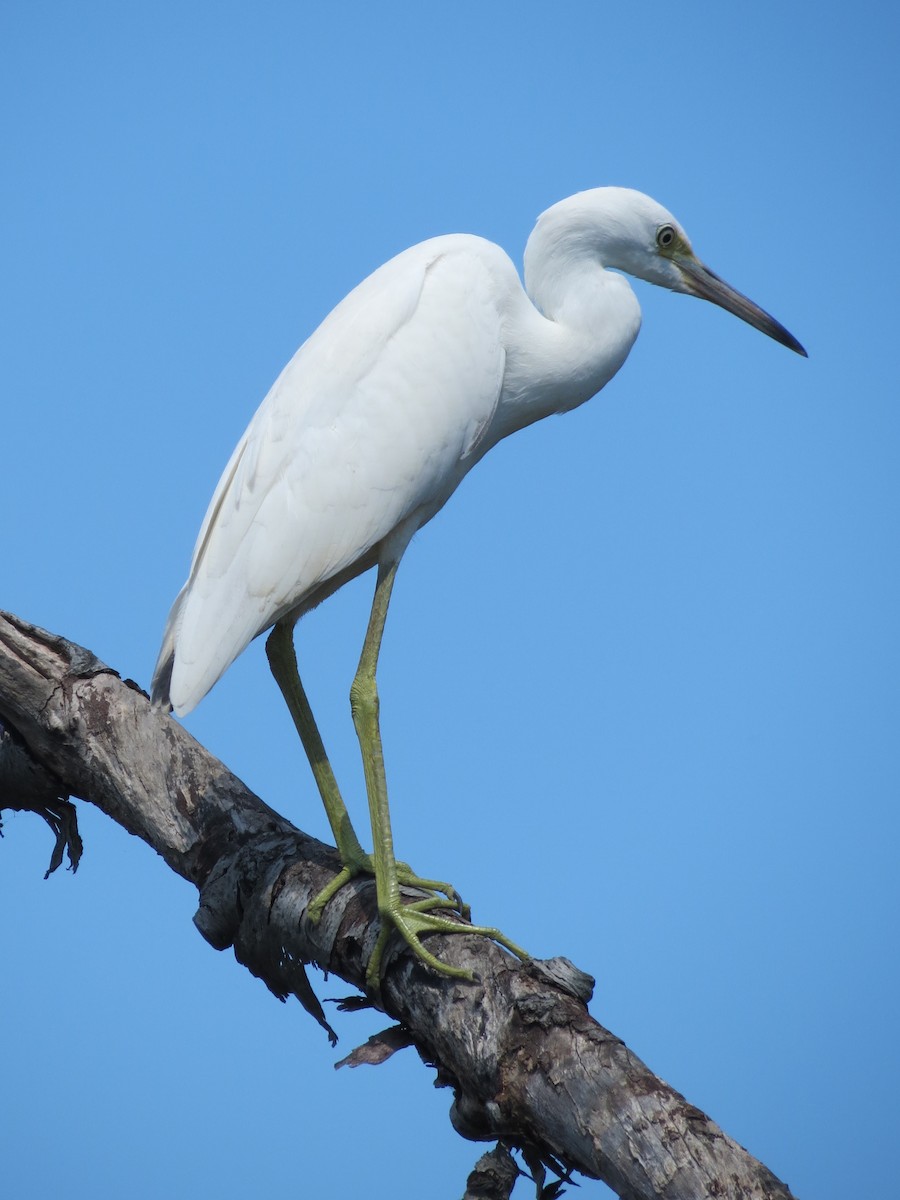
[159,235,513,714]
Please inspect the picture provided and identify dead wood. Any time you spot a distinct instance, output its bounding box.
[0,610,798,1200]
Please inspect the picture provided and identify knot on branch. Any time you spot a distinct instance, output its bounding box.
[193,833,339,1043]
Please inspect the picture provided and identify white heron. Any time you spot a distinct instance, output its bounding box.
[152,187,805,986]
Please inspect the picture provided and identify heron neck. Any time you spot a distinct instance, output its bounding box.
[489,235,641,441]
[523,213,639,324]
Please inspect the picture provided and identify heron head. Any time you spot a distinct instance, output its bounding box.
[606,189,807,356]
[534,188,807,357]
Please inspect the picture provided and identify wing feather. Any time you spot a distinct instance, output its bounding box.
[154,235,513,714]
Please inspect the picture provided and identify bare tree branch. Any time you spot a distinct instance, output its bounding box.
[0,610,797,1200]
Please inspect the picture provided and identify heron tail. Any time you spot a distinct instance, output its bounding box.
[150,584,187,712]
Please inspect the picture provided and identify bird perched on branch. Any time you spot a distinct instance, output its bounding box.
[152,187,805,986]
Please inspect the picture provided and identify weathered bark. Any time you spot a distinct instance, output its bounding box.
[462,1145,520,1199]
[0,610,798,1200]
[0,719,82,877]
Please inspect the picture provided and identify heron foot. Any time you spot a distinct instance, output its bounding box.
[307,851,469,924]
[366,897,529,989]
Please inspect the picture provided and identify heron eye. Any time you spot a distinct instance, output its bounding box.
[656,225,676,250]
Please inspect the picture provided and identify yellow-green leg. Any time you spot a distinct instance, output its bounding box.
[267,622,370,918]
[266,618,468,926]
[350,557,529,988]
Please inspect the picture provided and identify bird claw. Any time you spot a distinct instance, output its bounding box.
[307,853,469,924]
[307,863,358,923]
[394,860,470,919]
[305,853,526,989]
[365,902,529,990]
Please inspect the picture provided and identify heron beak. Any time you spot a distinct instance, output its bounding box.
[675,254,807,357]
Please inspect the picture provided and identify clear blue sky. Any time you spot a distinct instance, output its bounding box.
[2,4,896,1197]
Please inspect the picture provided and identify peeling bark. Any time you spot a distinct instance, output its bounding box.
[462,1145,520,1200]
[0,611,798,1200]
[0,718,82,876]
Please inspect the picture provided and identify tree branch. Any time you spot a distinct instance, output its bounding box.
[0,610,797,1200]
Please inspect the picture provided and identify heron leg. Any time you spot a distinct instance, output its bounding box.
[266,622,371,913]
[351,558,529,988]
[265,620,464,923]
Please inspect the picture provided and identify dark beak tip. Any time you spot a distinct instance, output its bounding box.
[679,256,807,361]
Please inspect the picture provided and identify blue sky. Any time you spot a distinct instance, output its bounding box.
[2,3,897,1197]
